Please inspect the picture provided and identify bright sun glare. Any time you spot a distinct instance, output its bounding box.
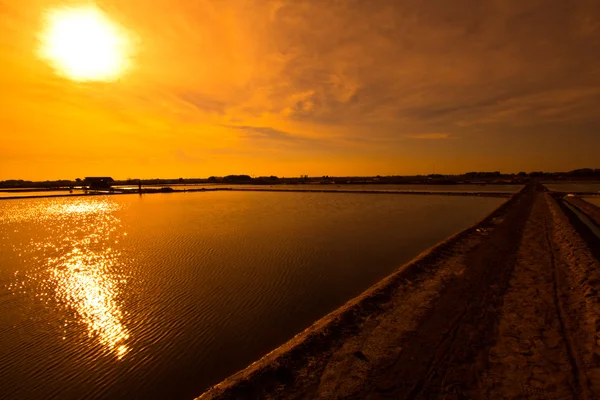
[39,6,131,81]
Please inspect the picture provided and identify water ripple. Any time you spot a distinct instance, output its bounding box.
[0,192,505,399]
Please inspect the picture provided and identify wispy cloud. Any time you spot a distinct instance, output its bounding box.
[173,149,202,163]
[225,125,297,141]
[405,133,454,140]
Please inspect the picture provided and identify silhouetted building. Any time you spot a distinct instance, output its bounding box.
[83,177,114,190]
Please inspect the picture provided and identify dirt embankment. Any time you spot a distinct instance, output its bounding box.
[198,185,600,400]
[547,195,600,398]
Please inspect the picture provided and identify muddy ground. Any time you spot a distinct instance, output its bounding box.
[198,184,600,400]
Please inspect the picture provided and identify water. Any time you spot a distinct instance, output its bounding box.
[0,192,504,399]
[544,182,600,193]
[0,190,81,198]
[584,197,600,207]
[115,184,523,193]
[563,201,600,240]
[2,184,522,199]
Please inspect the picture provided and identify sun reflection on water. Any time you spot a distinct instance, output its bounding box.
[3,198,131,359]
[49,246,130,358]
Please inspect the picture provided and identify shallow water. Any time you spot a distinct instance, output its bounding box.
[563,201,600,240]
[0,192,504,399]
[584,197,600,207]
[114,183,522,193]
[544,182,600,193]
[0,190,81,198]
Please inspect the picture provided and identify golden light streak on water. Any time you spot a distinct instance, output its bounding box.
[50,247,130,358]
[3,197,131,359]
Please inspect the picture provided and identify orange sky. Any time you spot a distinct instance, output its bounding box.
[1,0,599,180]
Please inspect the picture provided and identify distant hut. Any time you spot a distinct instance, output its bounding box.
[83,177,114,190]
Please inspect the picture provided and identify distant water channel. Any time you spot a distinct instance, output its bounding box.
[117,183,523,193]
[0,191,504,399]
[585,197,600,207]
[0,190,75,198]
[0,184,523,199]
[544,182,600,193]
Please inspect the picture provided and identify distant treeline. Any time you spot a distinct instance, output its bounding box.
[1,169,599,189]
[464,169,600,178]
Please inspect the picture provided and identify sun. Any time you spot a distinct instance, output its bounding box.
[39,6,131,81]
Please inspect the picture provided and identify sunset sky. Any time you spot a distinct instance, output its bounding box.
[1,0,599,180]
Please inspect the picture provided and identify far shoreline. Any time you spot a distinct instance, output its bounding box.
[2,183,600,201]
[0,186,520,200]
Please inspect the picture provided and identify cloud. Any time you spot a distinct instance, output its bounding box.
[174,149,202,163]
[3,0,600,178]
[225,125,304,142]
[406,133,454,140]
[176,92,227,115]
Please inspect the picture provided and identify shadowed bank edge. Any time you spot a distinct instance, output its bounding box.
[197,186,600,399]
[196,186,529,399]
